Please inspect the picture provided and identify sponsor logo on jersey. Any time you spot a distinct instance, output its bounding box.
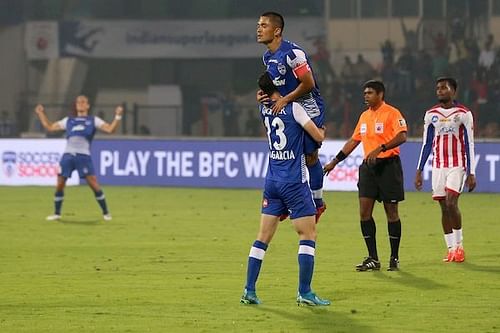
[375,122,384,133]
[438,126,456,134]
[360,123,367,134]
[272,78,286,86]
[71,124,85,131]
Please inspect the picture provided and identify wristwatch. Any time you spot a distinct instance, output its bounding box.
[380,144,387,152]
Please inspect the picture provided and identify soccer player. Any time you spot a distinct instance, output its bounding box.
[34,95,123,221]
[414,77,476,263]
[240,72,330,306]
[323,80,407,271]
[256,11,326,222]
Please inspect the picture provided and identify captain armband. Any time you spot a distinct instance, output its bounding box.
[335,151,347,162]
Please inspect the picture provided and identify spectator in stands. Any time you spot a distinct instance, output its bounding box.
[353,54,376,84]
[311,37,335,87]
[244,111,262,137]
[396,47,416,94]
[479,36,496,69]
[400,17,422,53]
[380,39,395,66]
[432,31,448,56]
[0,110,15,137]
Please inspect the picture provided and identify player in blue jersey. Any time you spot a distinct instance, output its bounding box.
[240,72,330,306]
[256,11,326,222]
[34,95,123,221]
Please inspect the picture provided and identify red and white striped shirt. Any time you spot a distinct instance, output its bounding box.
[417,104,475,174]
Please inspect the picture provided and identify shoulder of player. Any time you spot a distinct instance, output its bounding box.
[282,40,308,55]
[453,102,472,113]
[425,104,441,113]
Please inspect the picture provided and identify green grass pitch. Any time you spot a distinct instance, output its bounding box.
[0,186,499,333]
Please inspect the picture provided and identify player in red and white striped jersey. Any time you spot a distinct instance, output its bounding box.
[415,77,476,263]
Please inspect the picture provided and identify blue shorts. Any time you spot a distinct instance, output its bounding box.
[304,111,324,155]
[261,179,316,219]
[59,153,95,179]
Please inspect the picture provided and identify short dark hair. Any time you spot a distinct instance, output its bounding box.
[436,77,458,91]
[258,72,278,96]
[363,80,385,96]
[260,11,285,32]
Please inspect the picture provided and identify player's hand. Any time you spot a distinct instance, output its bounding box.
[365,147,382,165]
[465,174,476,192]
[257,90,270,104]
[323,160,337,176]
[414,170,423,191]
[115,105,124,116]
[34,104,45,116]
[271,96,288,115]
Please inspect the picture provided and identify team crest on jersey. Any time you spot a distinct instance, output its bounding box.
[375,123,384,133]
[453,115,460,123]
[360,123,367,134]
[431,115,439,123]
[262,198,268,208]
[277,63,286,75]
[85,120,91,125]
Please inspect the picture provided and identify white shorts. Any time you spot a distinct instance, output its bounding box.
[432,167,466,200]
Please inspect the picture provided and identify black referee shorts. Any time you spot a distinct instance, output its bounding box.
[358,155,405,203]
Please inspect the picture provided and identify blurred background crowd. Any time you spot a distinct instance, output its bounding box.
[0,0,499,139]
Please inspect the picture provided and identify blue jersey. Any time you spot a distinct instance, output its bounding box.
[262,40,324,120]
[260,102,313,184]
[58,115,105,155]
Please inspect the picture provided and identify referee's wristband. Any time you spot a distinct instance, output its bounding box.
[115,115,122,121]
[335,150,347,162]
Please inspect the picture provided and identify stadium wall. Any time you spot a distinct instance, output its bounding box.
[1,139,499,193]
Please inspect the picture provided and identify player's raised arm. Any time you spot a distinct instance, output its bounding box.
[291,102,324,142]
[98,105,123,134]
[34,104,64,132]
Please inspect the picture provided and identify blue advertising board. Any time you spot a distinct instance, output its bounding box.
[88,139,500,193]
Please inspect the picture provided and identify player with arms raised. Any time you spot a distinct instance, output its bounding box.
[256,11,326,222]
[35,95,123,221]
[240,72,330,306]
[415,77,476,262]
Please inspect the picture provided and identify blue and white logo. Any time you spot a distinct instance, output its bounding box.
[431,115,439,123]
[277,63,286,75]
[2,151,16,178]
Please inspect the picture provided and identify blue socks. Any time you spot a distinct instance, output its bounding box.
[54,190,64,215]
[245,240,268,292]
[298,240,316,294]
[94,190,109,215]
[245,239,317,295]
[308,160,324,207]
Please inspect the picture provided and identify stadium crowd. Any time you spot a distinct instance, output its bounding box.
[315,27,500,139]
